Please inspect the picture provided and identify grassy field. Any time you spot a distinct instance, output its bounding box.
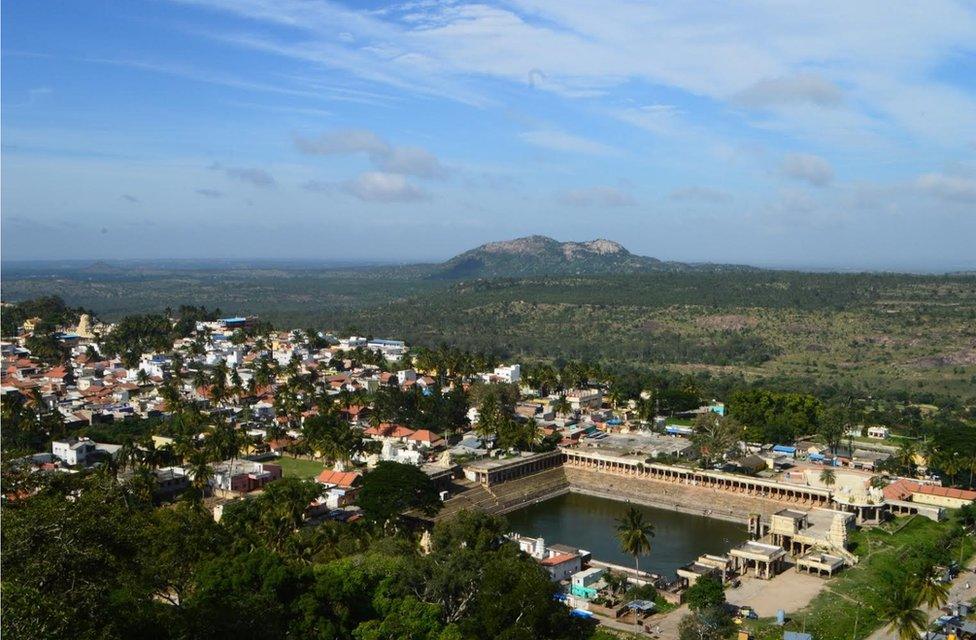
[274,455,328,479]
[743,515,976,640]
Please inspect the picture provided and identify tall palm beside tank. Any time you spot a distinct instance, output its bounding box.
[819,468,836,492]
[616,506,655,578]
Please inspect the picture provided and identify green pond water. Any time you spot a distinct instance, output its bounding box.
[505,492,749,577]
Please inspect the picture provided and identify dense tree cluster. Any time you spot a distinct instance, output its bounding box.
[1,468,594,640]
[728,389,822,444]
[0,295,86,338]
[102,314,178,367]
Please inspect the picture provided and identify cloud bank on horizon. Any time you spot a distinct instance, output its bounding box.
[1,0,975,270]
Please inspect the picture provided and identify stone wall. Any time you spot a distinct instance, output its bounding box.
[564,467,803,523]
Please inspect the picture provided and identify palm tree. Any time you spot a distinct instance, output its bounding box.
[966,454,976,488]
[819,468,836,489]
[941,453,962,486]
[170,353,185,382]
[552,395,572,419]
[879,584,928,640]
[616,506,655,577]
[915,565,950,610]
[898,441,919,476]
[186,449,214,505]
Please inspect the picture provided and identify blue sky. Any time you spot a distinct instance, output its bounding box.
[2,0,975,270]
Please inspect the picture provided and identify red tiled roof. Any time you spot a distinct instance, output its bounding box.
[915,484,976,500]
[316,470,362,488]
[883,478,917,501]
[540,553,578,566]
[884,478,976,502]
[389,425,415,438]
[407,429,442,443]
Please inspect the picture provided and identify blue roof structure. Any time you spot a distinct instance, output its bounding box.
[626,600,656,611]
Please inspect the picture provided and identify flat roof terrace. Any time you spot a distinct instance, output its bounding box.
[576,432,694,458]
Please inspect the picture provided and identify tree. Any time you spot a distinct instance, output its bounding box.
[358,461,441,526]
[819,405,847,455]
[819,467,836,489]
[102,314,175,368]
[302,413,361,464]
[879,583,927,640]
[182,547,310,639]
[221,478,324,552]
[678,607,733,640]
[914,564,950,610]
[691,413,741,467]
[2,474,156,639]
[615,506,654,576]
[431,510,507,554]
[552,395,572,418]
[684,574,725,612]
[25,330,69,365]
[475,392,503,439]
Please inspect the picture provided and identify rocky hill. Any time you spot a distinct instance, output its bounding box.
[431,235,746,278]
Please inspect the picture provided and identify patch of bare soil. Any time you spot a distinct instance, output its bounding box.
[906,345,976,368]
[696,314,758,331]
[640,319,665,332]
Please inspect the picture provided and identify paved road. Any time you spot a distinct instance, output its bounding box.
[866,557,976,640]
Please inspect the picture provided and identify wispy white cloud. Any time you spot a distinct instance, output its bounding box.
[781,153,834,187]
[519,130,619,156]
[210,162,276,187]
[177,0,976,153]
[340,171,429,202]
[916,173,976,203]
[734,74,843,108]
[294,128,447,178]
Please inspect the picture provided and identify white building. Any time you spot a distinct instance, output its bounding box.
[367,338,407,358]
[867,426,890,439]
[340,336,368,350]
[493,364,521,384]
[52,438,97,465]
[566,388,603,411]
[51,438,121,466]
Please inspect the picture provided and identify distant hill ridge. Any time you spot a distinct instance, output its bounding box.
[431,235,753,278]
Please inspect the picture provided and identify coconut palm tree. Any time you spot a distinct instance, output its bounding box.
[966,454,976,488]
[897,441,919,476]
[879,584,928,640]
[915,564,950,610]
[552,395,572,419]
[616,506,655,577]
[819,468,837,489]
[186,449,214,504]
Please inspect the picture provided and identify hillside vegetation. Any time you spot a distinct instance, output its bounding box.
[4,263,975,399]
